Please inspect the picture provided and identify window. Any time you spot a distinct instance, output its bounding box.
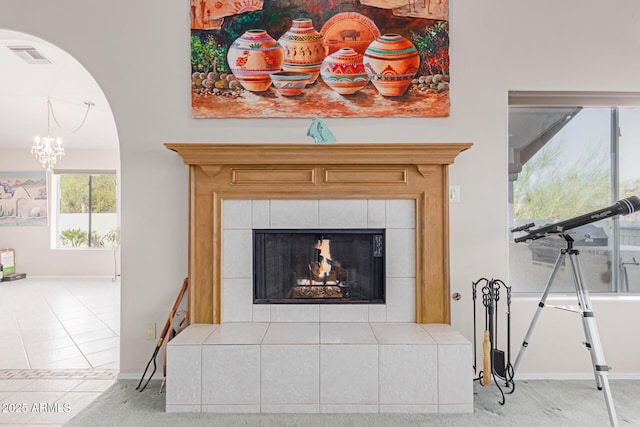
[53,171,118,249]
[508,92,640,293]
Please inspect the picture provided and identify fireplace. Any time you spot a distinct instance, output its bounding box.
[165,143,472,324]
[254,229,385,304]
[165,143,474,415]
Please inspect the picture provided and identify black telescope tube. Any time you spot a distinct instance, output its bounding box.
[514,196,640,243]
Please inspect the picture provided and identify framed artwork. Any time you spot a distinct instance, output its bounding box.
[190,0,449,118]
[0,171,47,227]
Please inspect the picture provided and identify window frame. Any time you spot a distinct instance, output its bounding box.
[508,91,640,294]
[51,169,118,250]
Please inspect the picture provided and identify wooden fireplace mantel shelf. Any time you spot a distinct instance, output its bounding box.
[166,143,472,325]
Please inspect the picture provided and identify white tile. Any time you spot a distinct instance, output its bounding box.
[223,278,253,322]
[421,323,470,345]
[253,304,270,322]
[21,379,83,392]
[202,404,260,413]
[319,305,369,322]
[32,355,91,369]
[202,345,260,405]
[367,200,386,228]
[29,390,102,425]
[223,200,253,229]
[320,404,379,413]
[85,347,120,368]
[166,345,201,405]
[0,379,34,392]
[168,324,217,345]
[203,323,268,345]
[386,229,416,278]
[27,346,84,365]
[0,391,66,424]
[76,336,120,354]
[261,345,319,404]
[437,343,473,406]
[270,200,319,228]
[368,304,387,322]
[386,278,416,322]
[72,380,116,392]
[320,345,378,405]
[252,200,270,228]
[380,404,438,413]
[262,323,319,344]
[71,328,118,345]
[261,404,319,413]
[379,345,437,404]
[320,323,377,344]
[319,200,368,228]
[370,323,435,345]
[222,229,253,278]
[270,304,319,322]
[386,199,416,229]
[22,336,76,353]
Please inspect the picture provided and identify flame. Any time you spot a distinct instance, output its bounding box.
[316,239,332,275]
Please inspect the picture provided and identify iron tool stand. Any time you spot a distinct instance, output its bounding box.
[472,277,515,404]
[513,234,619,427]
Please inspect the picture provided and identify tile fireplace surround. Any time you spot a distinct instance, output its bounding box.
[165,143,473,414]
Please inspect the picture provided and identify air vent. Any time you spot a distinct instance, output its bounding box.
[8,45,52,64]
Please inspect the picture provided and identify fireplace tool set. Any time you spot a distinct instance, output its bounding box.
[472,277,515,405]
[136,277,189,393]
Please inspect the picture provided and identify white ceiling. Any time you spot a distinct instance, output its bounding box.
[0,29,118,151]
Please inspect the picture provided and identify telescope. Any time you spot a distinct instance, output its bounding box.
[512,196,640,243]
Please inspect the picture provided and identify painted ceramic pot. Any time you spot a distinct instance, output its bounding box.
[278,18,328,84]
[320,48,369,95]
[363,33,420,97]
[270,71,312,96]
[227,29,285,92]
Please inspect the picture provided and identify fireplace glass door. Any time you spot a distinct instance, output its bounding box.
[253,229,385,304]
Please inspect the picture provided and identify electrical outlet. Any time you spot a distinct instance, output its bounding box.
[449,185,461,203]
[145,322,156,340]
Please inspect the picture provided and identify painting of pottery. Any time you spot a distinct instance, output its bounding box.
[190,0,449,118]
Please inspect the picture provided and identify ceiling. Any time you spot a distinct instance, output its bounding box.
[0,29,118,151]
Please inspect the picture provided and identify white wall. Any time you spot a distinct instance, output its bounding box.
[0,149,119,276]
[1,0,640,378]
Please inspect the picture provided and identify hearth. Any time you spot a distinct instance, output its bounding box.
[253,229,385,304]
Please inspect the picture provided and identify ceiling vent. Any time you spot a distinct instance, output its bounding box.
[8,45,52,64]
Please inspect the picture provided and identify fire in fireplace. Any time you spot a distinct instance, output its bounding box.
[253,229,385,304]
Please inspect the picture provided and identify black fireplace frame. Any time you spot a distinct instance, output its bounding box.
[253,228,386,304]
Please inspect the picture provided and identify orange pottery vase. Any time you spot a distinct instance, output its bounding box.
[320,48,369,95]
[227,29,285,92]
[363,33,420,97]
[278,18,328,84]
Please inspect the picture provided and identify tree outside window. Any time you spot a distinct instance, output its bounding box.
[57,173,118,248]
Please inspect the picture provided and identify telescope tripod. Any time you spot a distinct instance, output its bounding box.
[513,235,619,427]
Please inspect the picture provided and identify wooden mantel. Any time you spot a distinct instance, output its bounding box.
[166,143,472,325]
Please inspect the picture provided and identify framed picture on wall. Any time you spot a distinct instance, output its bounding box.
[190,0,450,118]
[0,171,47,227]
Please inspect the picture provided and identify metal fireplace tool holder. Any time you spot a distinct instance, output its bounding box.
[472,277,515,405]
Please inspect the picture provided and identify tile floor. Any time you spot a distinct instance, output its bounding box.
[0,277,119,426]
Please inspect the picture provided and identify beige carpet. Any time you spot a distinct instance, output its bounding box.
[67,379,640,426]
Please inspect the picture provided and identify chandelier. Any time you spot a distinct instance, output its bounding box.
[31,97,93,171]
